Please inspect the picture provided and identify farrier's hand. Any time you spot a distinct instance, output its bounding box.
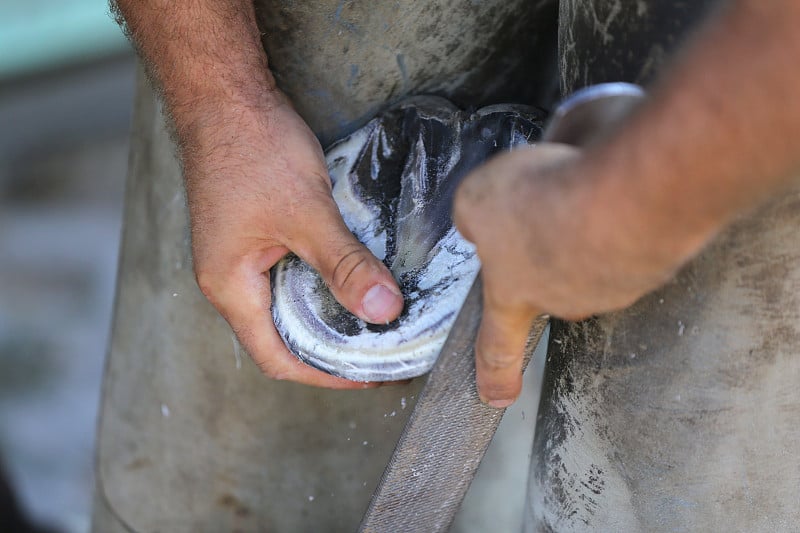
[456,0,800,408]
[453,143,689,407]
[111,0,403,388]
[185,95,403,388]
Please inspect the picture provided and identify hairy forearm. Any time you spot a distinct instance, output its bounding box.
[584,0,800,263]
[112,0,277,152]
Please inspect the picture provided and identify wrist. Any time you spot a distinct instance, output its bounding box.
[174,69,282,137]
[580,146,717,279]
[171,78,290,166]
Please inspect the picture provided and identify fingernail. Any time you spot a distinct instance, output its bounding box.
[487,398,515,409]
[362,284,399,322]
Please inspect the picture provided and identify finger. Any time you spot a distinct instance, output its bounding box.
[454,143,582,244]
[206,256,377,389]
[452,165,491,245]
[475,285,536,408]
[292,201,404,325]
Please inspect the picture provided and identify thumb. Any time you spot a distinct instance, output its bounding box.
[294,202,404,325]
[475,283,536,408]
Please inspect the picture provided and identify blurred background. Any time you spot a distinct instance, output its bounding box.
[0,3,544,532]
[0,1,135,531]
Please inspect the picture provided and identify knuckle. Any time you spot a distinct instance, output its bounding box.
[483,384,520,403]
[479,350,519,372]
[452,183,475,234]
[194,267,218,301]
[255,359,288,381]
[330,244,369,292]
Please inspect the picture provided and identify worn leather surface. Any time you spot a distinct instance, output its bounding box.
[559,0,717,94]
[528,186,800,531]
[255,0,558,145]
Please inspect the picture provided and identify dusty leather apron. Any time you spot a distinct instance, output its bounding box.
[527,1,800,530]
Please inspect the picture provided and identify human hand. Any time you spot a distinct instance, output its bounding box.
[453,143,688,406]
[184,95,404,388]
